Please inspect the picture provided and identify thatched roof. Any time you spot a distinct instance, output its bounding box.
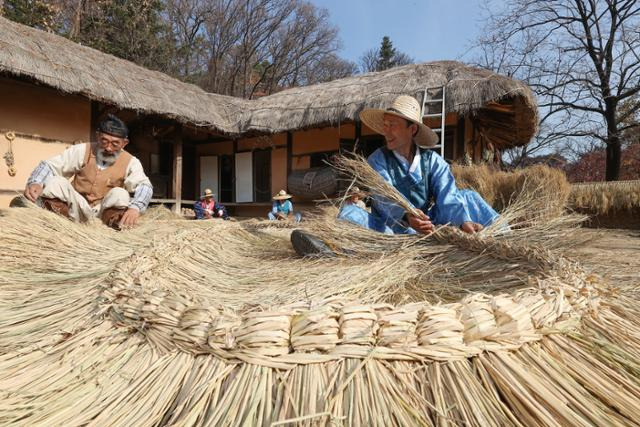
[248,61,539,147]
[0,16,249,134]
[0,16,537,147]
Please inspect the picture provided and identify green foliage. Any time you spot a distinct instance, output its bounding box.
[376,36,396,71]
[360,36,414,72]
[72,0,175,73]
[2,0,60,31]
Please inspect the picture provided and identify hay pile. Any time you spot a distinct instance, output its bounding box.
[569,180,640,214]
[1,192,639,425]
[452,163,571,221]
[567,180,640,229]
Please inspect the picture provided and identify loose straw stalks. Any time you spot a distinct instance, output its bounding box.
[0,181,639,425]
[332,153,422,217]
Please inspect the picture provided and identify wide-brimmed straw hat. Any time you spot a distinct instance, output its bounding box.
[201,188,215,199]
[272,189,292,201]
[346,186,366,197]
[359,95,439,147]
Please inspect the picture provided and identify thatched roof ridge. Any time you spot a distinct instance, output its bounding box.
[247,61,538,145]
[0,17,537,146]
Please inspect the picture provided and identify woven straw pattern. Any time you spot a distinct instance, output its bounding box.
[104,250,597,367]
[1,206,639,425]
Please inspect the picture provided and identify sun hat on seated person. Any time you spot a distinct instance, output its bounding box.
[201,188,215,199]
[272,190,293,200]
[359,94,439,147]
[346,186,366,197]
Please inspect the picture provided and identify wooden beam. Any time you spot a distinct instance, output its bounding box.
[172,131,183,214]
[286,131,293,178]
[233,140,238,203]
[456,115,465,161]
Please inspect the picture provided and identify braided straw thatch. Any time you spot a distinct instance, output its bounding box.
[1,187,639,425]
[0,16,536,144]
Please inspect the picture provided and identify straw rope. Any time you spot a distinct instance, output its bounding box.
[97,231,599,368]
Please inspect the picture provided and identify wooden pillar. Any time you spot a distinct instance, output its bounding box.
[172,132,183,214]
[455,115,465,162]
[286,131,293,178]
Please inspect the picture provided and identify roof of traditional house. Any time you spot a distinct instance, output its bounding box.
[0,16,537,147]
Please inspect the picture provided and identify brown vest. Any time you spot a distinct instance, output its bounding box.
[72,143,133,206]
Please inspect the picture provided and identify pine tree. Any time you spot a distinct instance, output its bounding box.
[376,36,396,71]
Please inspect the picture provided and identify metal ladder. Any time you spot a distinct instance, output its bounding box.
[421,86,446,157]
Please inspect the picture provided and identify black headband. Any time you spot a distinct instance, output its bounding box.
[98,114,128,138]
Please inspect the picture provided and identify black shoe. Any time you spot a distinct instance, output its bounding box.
[9,196,28,208]
[291,229,336,257]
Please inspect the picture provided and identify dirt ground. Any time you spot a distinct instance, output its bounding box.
[572,228,640,288]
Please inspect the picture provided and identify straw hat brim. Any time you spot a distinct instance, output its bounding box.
[273,194,292,200]
[359,109,439,148]
[347,189,366,197]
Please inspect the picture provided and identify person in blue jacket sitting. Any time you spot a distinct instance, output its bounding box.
[338,94,498,235]
[268,190,301,222]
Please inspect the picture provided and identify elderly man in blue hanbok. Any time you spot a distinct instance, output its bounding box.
[337,95,498,235]
[290,95,499,257]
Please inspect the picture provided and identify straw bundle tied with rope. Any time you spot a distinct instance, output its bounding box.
[0,159,639,425]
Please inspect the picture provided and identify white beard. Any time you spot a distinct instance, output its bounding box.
[96,149,120,168]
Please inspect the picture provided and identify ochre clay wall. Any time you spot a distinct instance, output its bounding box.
[0,77,91,208]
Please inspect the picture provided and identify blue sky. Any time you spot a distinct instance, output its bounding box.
[312,0,486,65]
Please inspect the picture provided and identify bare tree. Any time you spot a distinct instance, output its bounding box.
[166,0,211,80]
[473,0,640,180]
[299,54,358,85]
[196,0,343,98]
[7,0,352,97]
[359,47,378,73]
[257,1,340,93]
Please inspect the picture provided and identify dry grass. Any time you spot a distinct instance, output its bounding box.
[569,179,640,215]
[141,205,187,222]
[450,163,499,205]
[452,163,571,221]
[0,198,638,425]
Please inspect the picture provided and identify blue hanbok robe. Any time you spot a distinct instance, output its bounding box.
[338,146,499,234]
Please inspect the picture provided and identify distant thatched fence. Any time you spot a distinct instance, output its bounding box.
[569,180,640,229]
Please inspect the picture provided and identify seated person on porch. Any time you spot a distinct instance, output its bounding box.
[268,190,301,222]
[23,114,153,229]
[194,189,229,220]
[339,94,498,235]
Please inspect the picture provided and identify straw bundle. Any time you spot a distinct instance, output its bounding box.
[0,201,638,425]
[452,163,571,221]
[332,154,422,217]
